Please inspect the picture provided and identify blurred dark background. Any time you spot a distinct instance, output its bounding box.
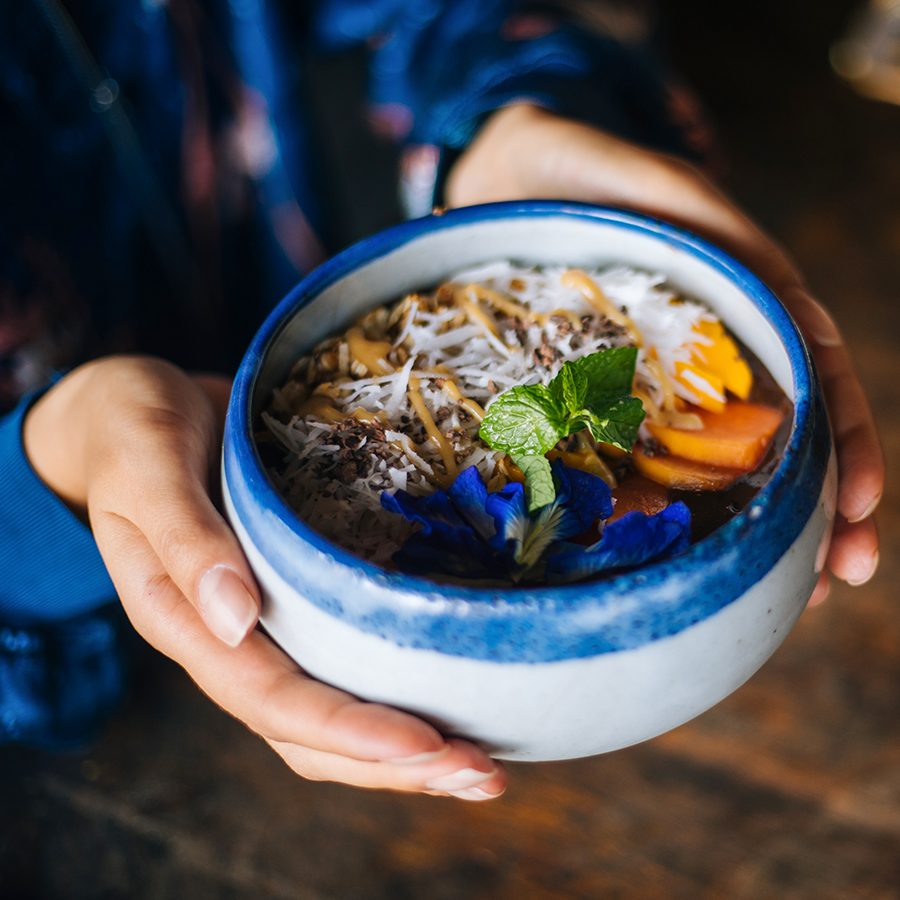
[2,1,898,897]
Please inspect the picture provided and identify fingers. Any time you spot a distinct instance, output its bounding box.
[781,288,883,568]
[779,286,843,349]
[830,400,884,525]
[783,286,885,526]
[191,373,233,423]
[221,630,449,761]
[807,571,831,609]
[269,736,506,800]
[812,516,878,607]
[812,346,885,526]
[97,466,259,647]
[93,512,486,769]
[827,516,880,586]
[730,286,883,587]
[86,368,261,647]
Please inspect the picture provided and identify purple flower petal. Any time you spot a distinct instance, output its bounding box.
[544,501,692,584]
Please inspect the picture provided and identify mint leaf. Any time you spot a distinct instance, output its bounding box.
[571,346,639,408]
[574,396,646,450]
[478,385,565,457]
[514,454,556,513]
[553,362,588,412]
[480,347,645,511]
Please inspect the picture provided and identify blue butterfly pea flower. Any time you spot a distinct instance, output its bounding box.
[381,481,469,538]
[446,464,495,541]
[544,501,692,584]
[381,461,691,585]
[485,459,613,572]
[381,477,499,578]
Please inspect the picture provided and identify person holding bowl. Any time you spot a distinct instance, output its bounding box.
[0,0,882,801]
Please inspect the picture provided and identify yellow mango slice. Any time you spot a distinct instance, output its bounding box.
[690,319,753,400]
[673,360,727,413]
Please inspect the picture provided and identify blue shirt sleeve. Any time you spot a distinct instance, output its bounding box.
[314,0,709,215]
[0,392,125,749]
[0,391,116,626]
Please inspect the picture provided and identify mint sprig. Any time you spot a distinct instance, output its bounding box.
[479,347,645,511]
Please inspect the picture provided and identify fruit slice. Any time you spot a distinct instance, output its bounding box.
[633,444,746,491]
[608,474,670,523]
[646,401,784,471]
[690,319,753,400]
[595,440,629,460]
[673,360,726,413]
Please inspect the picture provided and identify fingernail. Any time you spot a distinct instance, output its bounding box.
[809,322,843,348]
[426,767,495,792]
[846,551,879,587]
[801,295,843,348]
[847,494,882,524]
[387,747,450,766]
[447,786,504,802]
[197,566,258,647]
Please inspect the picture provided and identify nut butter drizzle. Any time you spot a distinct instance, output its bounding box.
[407,374,458,485]
[275,266,713,499]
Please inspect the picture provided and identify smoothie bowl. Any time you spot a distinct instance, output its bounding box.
[223,202,836,761]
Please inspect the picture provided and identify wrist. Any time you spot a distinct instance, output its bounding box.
[447,101,719,219]
[445,102,556,207]
[23,363,101,514]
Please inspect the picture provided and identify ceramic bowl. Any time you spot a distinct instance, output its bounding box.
[223,202,836,762]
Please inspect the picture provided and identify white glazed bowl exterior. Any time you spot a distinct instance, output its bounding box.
[223,203,836,761]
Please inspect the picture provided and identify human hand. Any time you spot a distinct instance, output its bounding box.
[447,104,884,604]
[24,356,506,799]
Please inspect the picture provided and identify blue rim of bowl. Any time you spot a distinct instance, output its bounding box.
[226,202,828,661]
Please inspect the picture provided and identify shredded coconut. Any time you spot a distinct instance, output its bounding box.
[262,262,710,560]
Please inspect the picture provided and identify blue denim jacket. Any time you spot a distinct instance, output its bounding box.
[0,0,704,747]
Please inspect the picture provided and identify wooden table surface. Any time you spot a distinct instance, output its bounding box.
[2,2,898,897]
